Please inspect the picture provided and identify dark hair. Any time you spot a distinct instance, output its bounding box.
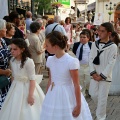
[46,31,68,49]
[47,18,54,25]
[11,38,31,68]
[82,29,94,41]
[42,16,48,20]
[101,22,114,33]
[26,13,32,18]
[65,17,71,23]
[80,31,90,39]
[3,16,10,22]
[73,24,76,28]
[91,27,97,31]
[9,11,19,22]
[111,31,120,46]
[30,22,41,33]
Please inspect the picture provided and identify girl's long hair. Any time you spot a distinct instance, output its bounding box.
[111,31,120,46]
[11,38,31,68]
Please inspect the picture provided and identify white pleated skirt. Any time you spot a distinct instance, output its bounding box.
[40,84,92,120]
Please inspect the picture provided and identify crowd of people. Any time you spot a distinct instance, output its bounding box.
[0,10,120,120]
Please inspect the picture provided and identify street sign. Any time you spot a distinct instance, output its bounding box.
[58,0,70,8]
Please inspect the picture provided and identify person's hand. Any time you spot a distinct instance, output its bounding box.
[37,51,42,55]
[72,105,81,117]
[95,75,103,81]
[10,76,14,82]
[4,69,12,77]
[27,95,34,106]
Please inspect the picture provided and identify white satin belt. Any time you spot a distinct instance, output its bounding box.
[51,81,72,86]
[50,81,73,91]
[14,76,29,82]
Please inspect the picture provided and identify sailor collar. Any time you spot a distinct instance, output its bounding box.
[95,39,114,50]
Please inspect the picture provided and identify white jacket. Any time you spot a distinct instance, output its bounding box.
[89,40,117,82]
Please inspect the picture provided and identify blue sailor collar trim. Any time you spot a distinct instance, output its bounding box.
[95,39,114,49]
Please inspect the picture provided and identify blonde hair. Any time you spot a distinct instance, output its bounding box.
[6,22,14,33]
[59,20,65,26]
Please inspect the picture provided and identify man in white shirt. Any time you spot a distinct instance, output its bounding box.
[45,15,67,59]
[45,15,66,36]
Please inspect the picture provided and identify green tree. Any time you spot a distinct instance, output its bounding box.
[34,0,52,15]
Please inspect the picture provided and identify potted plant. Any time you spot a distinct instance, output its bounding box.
[51,2,62,15]
[108,11,113,15]
[51,2,63,8]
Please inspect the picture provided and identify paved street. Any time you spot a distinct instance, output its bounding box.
[40,51,120,120]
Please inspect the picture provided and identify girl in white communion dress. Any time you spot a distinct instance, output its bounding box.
[0,38,44,120]
[40,31,92,120]
[109,31,120,95]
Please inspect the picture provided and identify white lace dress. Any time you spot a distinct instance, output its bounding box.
[40,53,92,120]
[0,58,44,120]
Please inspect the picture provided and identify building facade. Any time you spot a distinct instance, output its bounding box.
[96,0,120,23]
[0,0,8,19]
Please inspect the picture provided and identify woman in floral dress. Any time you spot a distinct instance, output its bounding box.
[0,19,11,109]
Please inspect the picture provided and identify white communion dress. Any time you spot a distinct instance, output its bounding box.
[40,53,92,120]
[0,58,44,120]
[109,44,120,95]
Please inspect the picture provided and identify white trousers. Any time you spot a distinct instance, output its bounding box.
[79,64,91,96]
[89,79,111,120]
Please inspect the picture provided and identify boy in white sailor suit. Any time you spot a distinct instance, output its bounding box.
[89,22,117,120]
[72,30,92,97]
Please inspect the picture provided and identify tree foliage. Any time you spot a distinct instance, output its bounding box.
[34,0,52,15]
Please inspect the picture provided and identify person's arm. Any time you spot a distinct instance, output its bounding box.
[37,51,42,54]
[89,42,102,81]
[0,69,11,77]
[72,43,76,55]
[70,24,73,42]
[28,80,35,106]
[70,69,81,117]
[99,44,117,81]
[46,69,51,93]
[45,56,51,93]
[69,58,81,117]
[25,59,36,106]
[34,38,42,55]
[89,42,97,76]
[60,26,67,36]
